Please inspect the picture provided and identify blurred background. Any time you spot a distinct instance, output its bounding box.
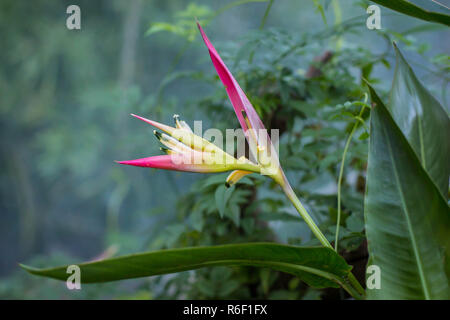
[0,0,448,299]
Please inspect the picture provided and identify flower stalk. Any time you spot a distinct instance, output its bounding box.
[117,22,366,299]
[335,99,369,251]
[281,180,332,249]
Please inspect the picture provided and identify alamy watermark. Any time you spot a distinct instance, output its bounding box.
[366,264,381,290]
[166,121,280,175]
[66,265,81,290]
[66,5,81,30]
[366,5,381,30]
[65,4,382,32]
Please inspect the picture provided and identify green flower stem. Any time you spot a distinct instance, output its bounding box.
[259,0,274,29]
[331,0,343,50]
[249,0,274,64]
[347,272,366,298]
[278,174,366,299]
[335,103,368,251]
[233,161,262,173]
[281,182,332,249]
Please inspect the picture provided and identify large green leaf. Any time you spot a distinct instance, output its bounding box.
[365,84,450,299]
[371,0,450,27]
[389,44,450,198]
[21,242,363,297]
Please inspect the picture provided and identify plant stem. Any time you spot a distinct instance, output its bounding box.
[331,0,343,50]
[281,181,332,249]
[335,104,367,251]
[347,272,366,298]
[278,174,366,299]
[249,0,274,64]
[338,273,365,299]
[259,0,274,30]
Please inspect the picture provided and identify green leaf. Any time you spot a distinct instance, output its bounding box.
[21,243,357,292]
[389,45,450,198]
[227,203,241,227]
[312,0,327,25]
[145,22,184,37]
[370,0,450,27]
[214,184,234,218]
[358,131,369,140]
[218,280,240,297]
[365,84,450,299]
[198,173,229,190]
[196,280,216,297]
[189,210,204,232]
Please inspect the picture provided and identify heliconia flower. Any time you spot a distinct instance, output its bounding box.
[117,24,287,188]
[196,22,286,187]
[116,114,261,174]
[117,22,332,249]
[196,23,331,249]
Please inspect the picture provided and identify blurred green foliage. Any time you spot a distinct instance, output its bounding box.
[0,0,447,299]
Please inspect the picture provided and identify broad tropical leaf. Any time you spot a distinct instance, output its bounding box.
[365,84,450,299]
[389,44,450,198]
[21,243,361,295]
[371,0,450,27]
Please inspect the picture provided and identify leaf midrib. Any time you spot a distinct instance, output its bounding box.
[390,53,427,172]
[181,259,343,284]
[417,114,426,169]
[24,258,345,287]
[382,122,430,299]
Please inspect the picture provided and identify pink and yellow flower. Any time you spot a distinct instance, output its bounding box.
[116,113,260,175]
[117,22,332,249]
[117,23,286,187]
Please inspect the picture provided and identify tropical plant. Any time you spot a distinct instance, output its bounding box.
[364,45,449,299]
[21,14,449,299]
[23,23,367,299]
